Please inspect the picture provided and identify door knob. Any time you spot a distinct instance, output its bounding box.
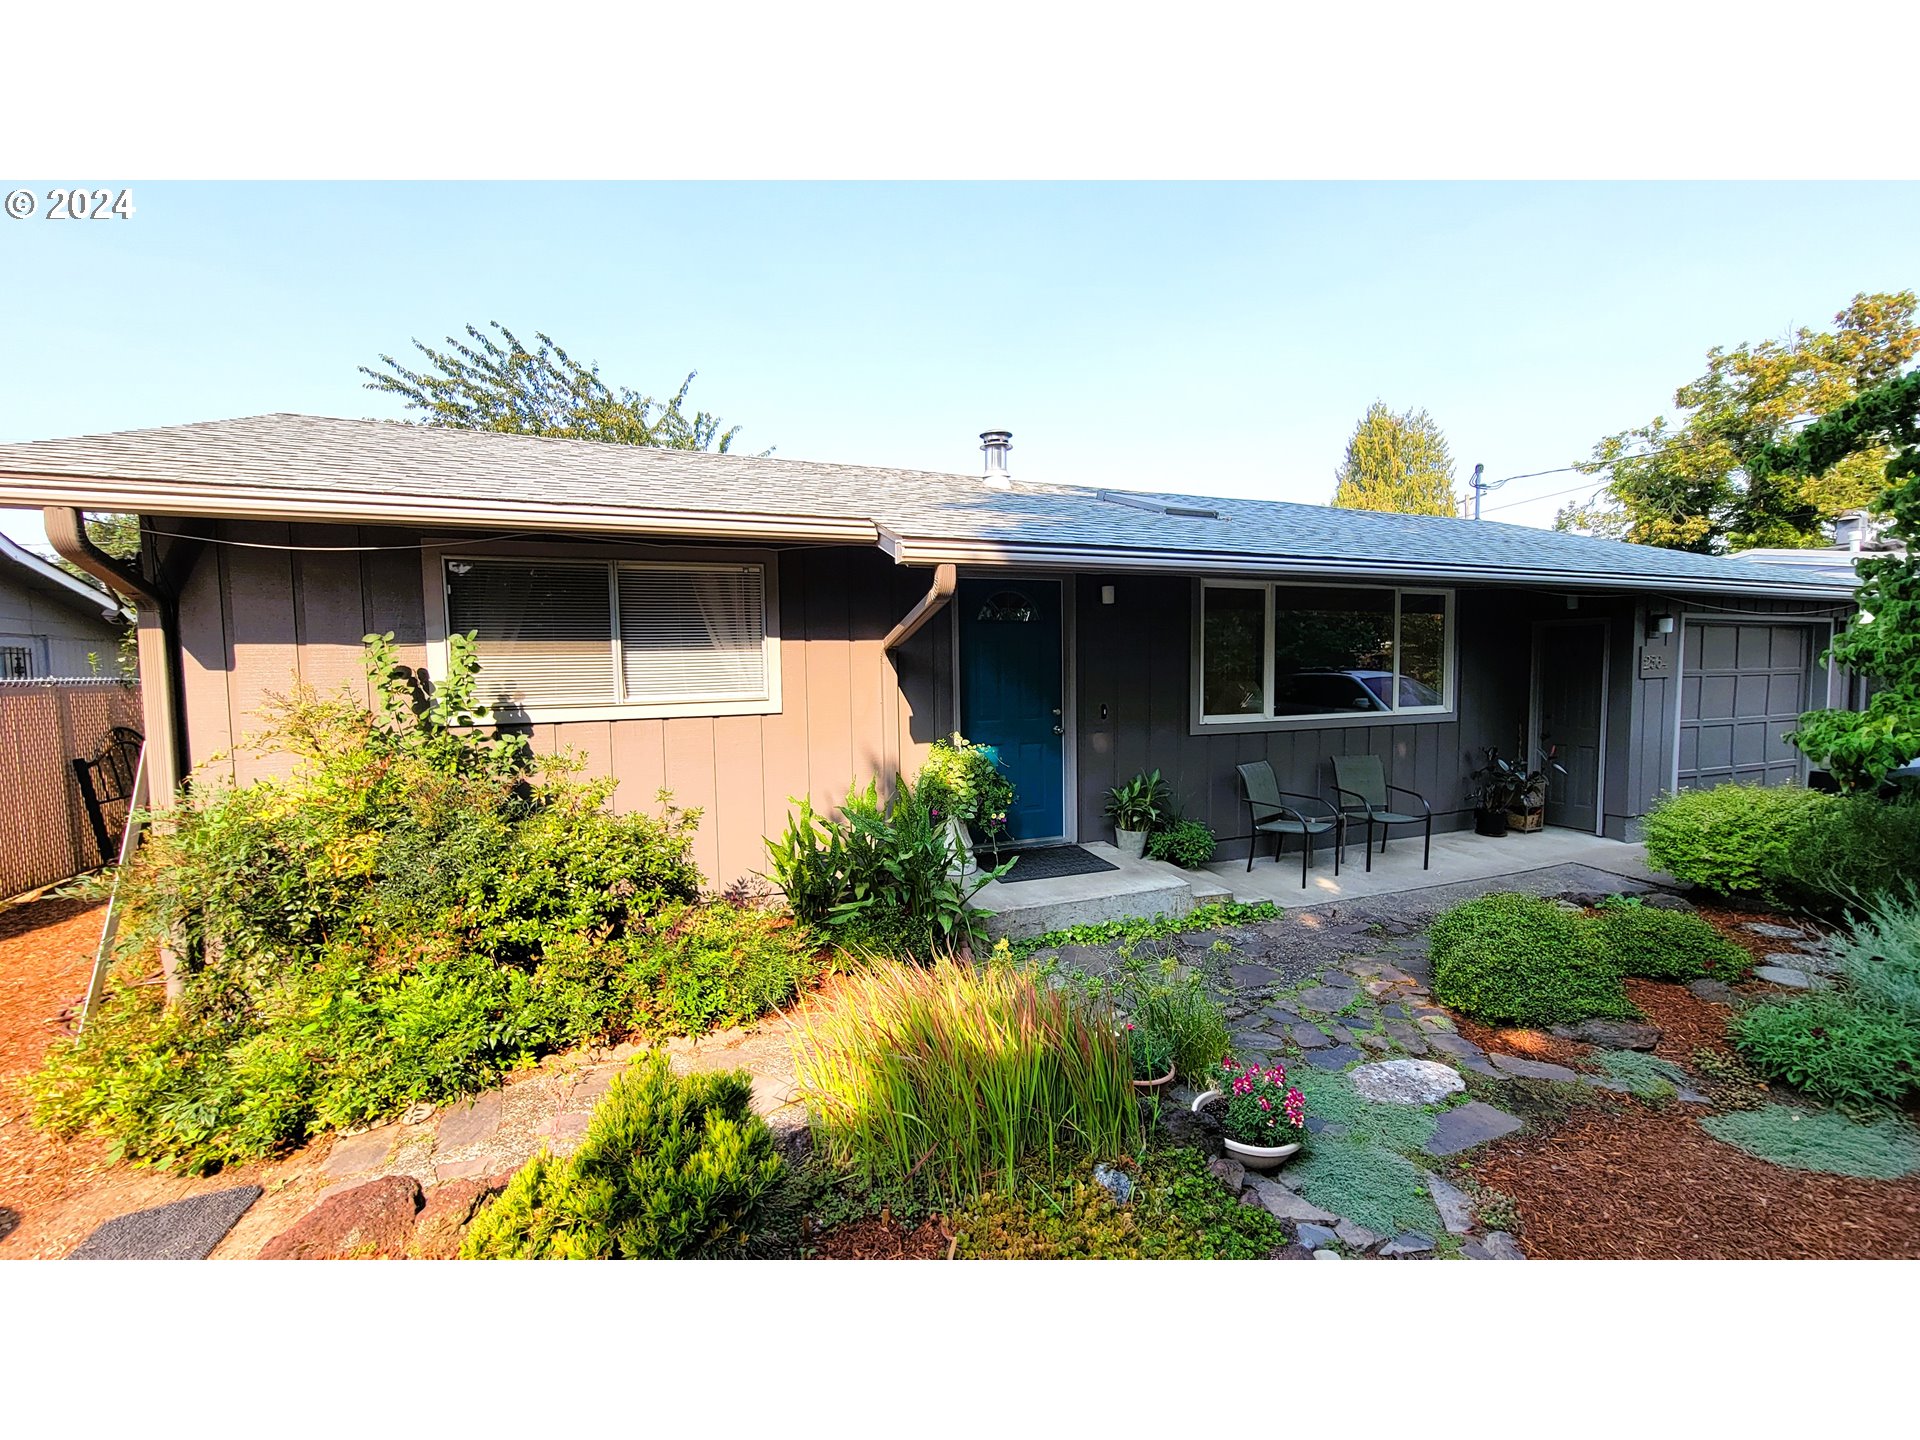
[1053,724,1064,735]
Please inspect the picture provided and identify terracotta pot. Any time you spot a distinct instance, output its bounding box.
[1133,1064,1176,1094]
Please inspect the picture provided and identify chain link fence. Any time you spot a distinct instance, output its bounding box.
[0,678,143,899]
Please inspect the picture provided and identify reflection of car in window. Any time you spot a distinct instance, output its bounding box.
[1277,669,1441,715]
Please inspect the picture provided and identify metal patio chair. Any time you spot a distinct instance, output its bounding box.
[1330,753,1431,873]
[1236,760,1343,888]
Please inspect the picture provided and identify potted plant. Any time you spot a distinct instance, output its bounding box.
[1506,744,1565,833]
[1467,747,1524,837]
[1104,769,1170,859]
[1122,1020,1177,1092]
[919,733,1016,874]
[1191,1057,1307,1171]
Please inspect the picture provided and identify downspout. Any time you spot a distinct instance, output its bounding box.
[881,563,957,787]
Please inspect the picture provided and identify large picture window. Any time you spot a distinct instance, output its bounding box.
[1197,582,1453,725]
[443,555,775,716]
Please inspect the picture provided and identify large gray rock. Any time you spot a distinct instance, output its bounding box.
[1640,893,1695,912]
[1425,1174,1477,1234]
[1335,1218,1383,1252]
[1207,1155,1247,1193]
[1294,1222,1340,1251]
[1349,1058,1466,1105]
[1378,1231,1435,1258]
[1244,1177,1338,1225]
[1744,922,1804,939]
[1551,1018,1663,1051]
[1424,1102,1523,1156]
[1488,1052,1583,1083]
[69,1186,262,1261]
[1687,978,1738,1005]
[1754,965,1825,990]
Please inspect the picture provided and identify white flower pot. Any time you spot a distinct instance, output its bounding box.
[945,814,978,878]
[1115,828,1149,860]
[1192,1088,1303,1172]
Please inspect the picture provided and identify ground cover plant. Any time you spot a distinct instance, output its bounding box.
[460,1052,782,1258]
[1590,1048,1689,1099]
[1701,1106,1920,1181]
[28,636,817,1173]
[1007,899,1281,962]
[951,1148,1289,1259]
[789,953,1138,1203]
[1430,893,1636,1026]
[1594,899,1750,979]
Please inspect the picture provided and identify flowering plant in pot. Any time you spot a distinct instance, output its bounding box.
[1121,1021,1177,1091]
[1192,1056,1307,1170]
[919,732,1017,870]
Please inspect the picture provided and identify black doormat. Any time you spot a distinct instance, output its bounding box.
[994,845,1121,884]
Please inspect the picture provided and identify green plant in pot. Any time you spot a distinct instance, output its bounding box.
[918,733,1017,870]
[1121,1020,1177,1089]
[1105,769,1171,859]
[1468,747,1525,836]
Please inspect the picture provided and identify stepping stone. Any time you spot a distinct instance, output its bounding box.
[1754,965,1825,990]
[1744,922,1804,939]
[1378,1230,1435,1258]
[1551,1018,1661,1051]
[1425,1174,1476,1234]
[1335,1218,1383,1251]
[1423,1031,1492,1069]
[1313,1249,1344,1260]
[1349,1058,1465,1105]
[1321,1024,1353,1044]
[1771,949,1840,976]
[1424,1102,1523,1156]
[69,1186,262,1261]
[324,1130,396,1178]
[1488,1052,1583,1083]
[1229,1031,1282,1059]
[1264,1007,1304,1028]
[1294,1222,1340,1251]
[1415,1014,1457,1033]
[1481,1231,1526,1260]
[1293,985,1360,1014]
[433,1091,506,1153]
[1383,1023,1431,1056]
[1304,1044,1365,1070]
[1291,1022,1333,1049]
[1228,963,1279,989]
[1380,1003,1409,1020]
[1687,979,1737,1005]
[1353,1030,1392,1052]
[1245,1178,1338,1225]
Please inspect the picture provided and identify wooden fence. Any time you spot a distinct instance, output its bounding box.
[0,678,143,899]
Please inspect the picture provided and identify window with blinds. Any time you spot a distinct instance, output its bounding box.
[445,557,772,712]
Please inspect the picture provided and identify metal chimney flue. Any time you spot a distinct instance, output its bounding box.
[980,430,1013,488]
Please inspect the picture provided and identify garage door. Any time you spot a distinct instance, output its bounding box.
[1676,622,1813,789]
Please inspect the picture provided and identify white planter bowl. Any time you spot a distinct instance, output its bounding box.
[1192,1088,1303,1172]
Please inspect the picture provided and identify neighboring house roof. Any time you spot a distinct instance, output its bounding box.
[1731,544,1905,589]
[0,531,128,621]
[0,413,1858,600]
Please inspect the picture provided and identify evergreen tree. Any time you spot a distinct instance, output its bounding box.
[1330,402,1458,516]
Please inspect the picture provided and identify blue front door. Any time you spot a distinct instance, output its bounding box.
[958,577,1065,844]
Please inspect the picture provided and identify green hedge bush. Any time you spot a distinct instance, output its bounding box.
[461,1052,782,1259]
[1785,796,1920,912]
[1596,904,1750,980]
[1642,783,1826,902]
[1147,819,1218,870]
[1730,992,1920,1108]
[1430,893,1636,1026]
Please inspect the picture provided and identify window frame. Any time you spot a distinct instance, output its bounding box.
[421,539,781,722]
[1191,578,1456,733]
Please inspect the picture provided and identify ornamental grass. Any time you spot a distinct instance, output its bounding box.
[790,956,1140,1203]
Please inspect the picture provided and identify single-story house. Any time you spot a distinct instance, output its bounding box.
[0,532,130,679]
[0,416,1862,888]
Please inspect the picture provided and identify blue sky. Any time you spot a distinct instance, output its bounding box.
[3,181,1917,552]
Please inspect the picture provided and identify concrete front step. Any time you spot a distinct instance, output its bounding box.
[971,841,1218,942]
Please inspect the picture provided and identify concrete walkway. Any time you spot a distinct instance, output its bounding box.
[1209,830,1664,908]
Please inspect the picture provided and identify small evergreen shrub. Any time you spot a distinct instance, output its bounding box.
[461,1052,781,1259]
[1702,1106,1920,1180]
[1596,904,1750,980]
[1730,992,1920,1107]
[622,903,826,1037]
[1828,889,1920,1022]
[1430,893,1636,1026]
[1642,783,1825,901]
[1147,819,1218,870]
[1784,795,1920,913]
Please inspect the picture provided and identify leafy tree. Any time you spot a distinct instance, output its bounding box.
[1558,292,1919,552]
[1750,372,1920,791]
[361,321,751,452]
[1330,402,1458,516]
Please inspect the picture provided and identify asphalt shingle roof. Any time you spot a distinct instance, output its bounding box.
[0,413,1855,597]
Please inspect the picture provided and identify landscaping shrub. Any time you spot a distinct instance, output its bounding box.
[952,1149,1288,1260]
[1429,893,1636,1026]
[460,1052,782,1258]
[1641,783,1825,902]
[1701,1106,1920,1181]
[1730,992,1920,1107]
[1146,819,1217,870]
[1069,947,1230,1083]
[765,776,993,964]
[790,953,1139,1202]
[29,636,804,1174]
[1825,889,1920,1022]
[1784,796,1920,912]
[1595,903,1750,980]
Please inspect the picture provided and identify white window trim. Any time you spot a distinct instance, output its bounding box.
[419,538,781,723]
[1191,578,1457,733]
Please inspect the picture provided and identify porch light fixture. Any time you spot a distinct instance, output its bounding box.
[1648,612,1676,638]
[1101,585,1115,605]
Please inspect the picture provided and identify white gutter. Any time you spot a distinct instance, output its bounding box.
[880,537,1860,602]
[0,473,881,546]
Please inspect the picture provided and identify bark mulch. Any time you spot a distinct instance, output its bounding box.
[1623,977,1741,1066]
[1694,903,1823,968]
[1467,1102,1920,1260]
[1452,1016,1591,1067]
[809,1212,955,1260]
